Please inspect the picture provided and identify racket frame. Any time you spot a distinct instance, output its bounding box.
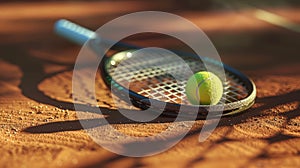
[55,19,256,119]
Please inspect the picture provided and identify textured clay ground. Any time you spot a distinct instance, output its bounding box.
[0,1,299,168]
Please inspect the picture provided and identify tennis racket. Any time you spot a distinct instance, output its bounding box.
[54,19,256,119]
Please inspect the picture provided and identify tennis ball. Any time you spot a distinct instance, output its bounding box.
[185,71,223,105]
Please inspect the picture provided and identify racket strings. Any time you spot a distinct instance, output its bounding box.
[107,51,249,105]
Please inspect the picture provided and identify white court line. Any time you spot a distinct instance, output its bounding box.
[255,9,300,33]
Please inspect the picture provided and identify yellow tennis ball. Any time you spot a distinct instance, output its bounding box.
[185,71,223,105]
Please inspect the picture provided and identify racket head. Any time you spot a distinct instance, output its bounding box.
[101,49,256,119]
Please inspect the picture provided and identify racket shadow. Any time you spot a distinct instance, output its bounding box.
[0,45,196,134]
[22,107,178,134]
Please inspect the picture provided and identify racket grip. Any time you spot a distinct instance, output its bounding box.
[54,19,97,45]
[54,19,139,51]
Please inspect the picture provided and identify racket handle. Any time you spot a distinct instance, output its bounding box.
[55,19,139,50]
[54,19,97,45]
[54,19,204,60]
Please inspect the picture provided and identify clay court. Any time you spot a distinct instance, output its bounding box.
[0,0,299,167]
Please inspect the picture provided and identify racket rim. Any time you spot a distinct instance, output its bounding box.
[100,49,256,118]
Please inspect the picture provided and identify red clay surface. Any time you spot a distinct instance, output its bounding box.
[0,1,299,168]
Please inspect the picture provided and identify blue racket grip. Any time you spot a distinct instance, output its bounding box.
[54,19,97,45]
[55,19,140,51]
